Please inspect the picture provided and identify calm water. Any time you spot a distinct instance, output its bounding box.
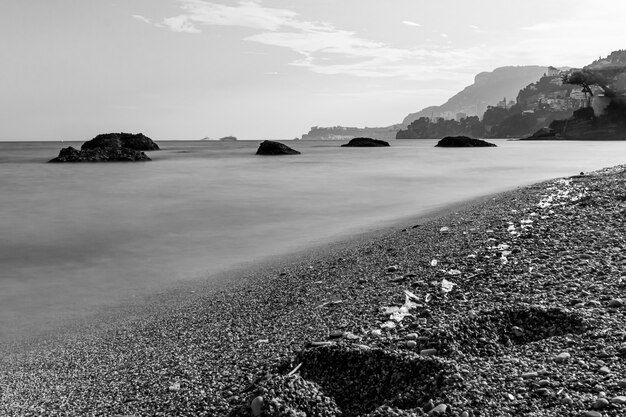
[2,139,626,340]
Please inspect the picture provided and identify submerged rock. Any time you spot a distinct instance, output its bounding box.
[435,136,496,147]
[49,132,158,162]
[341,137,390,147]
[255,140,301,155]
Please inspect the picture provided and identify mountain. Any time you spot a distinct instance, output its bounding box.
[401,66,550,126]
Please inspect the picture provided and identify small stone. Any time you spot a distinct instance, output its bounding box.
[329,330,345,339]
[439,227,450,233]
[588,300,602,307]
[598,366,611,375]
[593,397,609,409]
[406,333,418,340]
[371,329,382,337]
[561,395,573,405]
[521,372,539,378]
[555,352,571,363]
[460,412,469,417]
[168,382,180,391]
[538,379,550,387]
[251,396,264,416]
[608,298,624,308]
[584,412,603,417]
[423,400,435,412]
[511,326,524,337]
[536,388,551,396]
[611,395,626,404]
[505,392,515,401]
[406,340,417,348]
[618,380,626,388]
[386,265,399,272]
[310,341,334,347]
[420,348,437,356]
[428,404,447,416]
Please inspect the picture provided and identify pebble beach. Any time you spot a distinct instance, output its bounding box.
[2,164,626,417]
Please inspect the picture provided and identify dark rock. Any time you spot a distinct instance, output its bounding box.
[50,132,158,162]
[525,102,626,140]
[527,127,561,140]
[435,136,497,147]
[81,132,159,151]
[49,146,151,162]
[341,137,390,147]
[255,140,301,155]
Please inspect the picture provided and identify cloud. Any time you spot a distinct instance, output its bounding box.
[132,14,153,24]
[163,15,202,33]
[143,0,481,81]
[402,21,421,27]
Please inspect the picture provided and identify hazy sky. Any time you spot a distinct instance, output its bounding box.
[1,0,624,140]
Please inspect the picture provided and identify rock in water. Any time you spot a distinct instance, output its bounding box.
[81,132,159,151]
[49,132,158,162]
[255,140,301,155]
[435,136,497,147]
[341,137,390,147]
[49,146,151,162]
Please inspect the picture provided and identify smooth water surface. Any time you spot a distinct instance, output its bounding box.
[2,139,626,340]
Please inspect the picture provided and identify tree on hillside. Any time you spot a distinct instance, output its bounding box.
[562,69,615,100]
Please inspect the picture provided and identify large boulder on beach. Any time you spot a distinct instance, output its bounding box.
[49,132,158,162]
[256,140,300,155]
[81,132,159,151]
[435,136,496,147]
[341,137,390,147]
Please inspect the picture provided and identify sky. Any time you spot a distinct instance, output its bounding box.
[1,0,625,141]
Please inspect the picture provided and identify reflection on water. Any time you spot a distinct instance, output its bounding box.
[1,139,626,340]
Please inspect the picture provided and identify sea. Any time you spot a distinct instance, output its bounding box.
[2,139,626,342]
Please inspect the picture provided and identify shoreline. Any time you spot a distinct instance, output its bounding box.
[2,165,626,416]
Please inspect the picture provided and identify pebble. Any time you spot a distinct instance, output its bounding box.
[420,348,437,356]
[406,340,417,349]
[598,366,611,375]
[329,330,345,339]
[611,396,626,404]
[423,400,435,412]
[608,298,624,308]
[593,397,609,409]
[250,396,264,416]
[619,380,626,388]
[386,265,399,272]
[584,412,603,417]
[521,372,539,378]
[554,352,571,362]
[406,333,418,340]
[428,404,447,416]
[536,388,551,396]
[561,395,573,405]
[538,379,550,387]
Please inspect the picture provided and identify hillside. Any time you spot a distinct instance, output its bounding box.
[401,66,549,126]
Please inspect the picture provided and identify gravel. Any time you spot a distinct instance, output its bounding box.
[2,165,626,416]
